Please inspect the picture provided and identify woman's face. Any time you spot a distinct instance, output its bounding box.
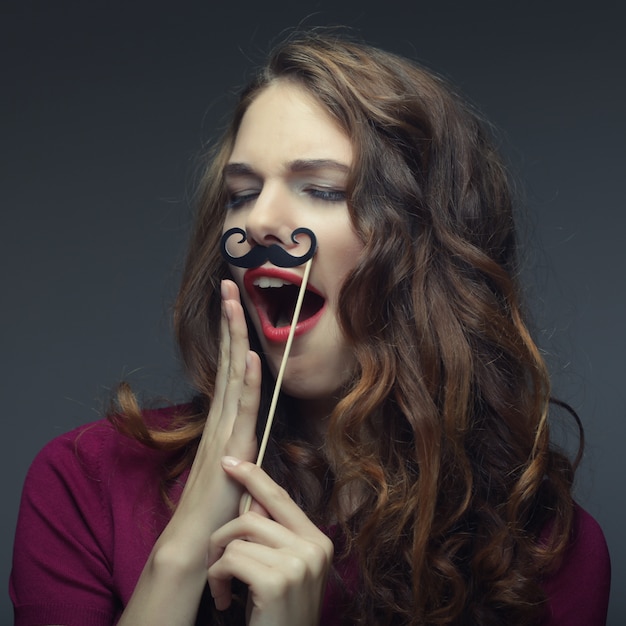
[222,81,363,406]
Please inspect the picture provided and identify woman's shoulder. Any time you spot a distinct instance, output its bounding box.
[542,504,611,625]
[571,505,611,565]
[12,404,194,624]
[29,404,188,475]
[21,403,195,517]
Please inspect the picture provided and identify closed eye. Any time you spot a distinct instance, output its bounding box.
[225,192,260,210]
[307,188,346,202]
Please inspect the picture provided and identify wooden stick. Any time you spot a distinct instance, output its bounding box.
[241,257,314,513]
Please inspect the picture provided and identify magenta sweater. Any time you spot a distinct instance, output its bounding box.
[10,410,611,625]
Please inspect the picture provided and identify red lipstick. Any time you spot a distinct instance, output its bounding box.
[243,267,326,342]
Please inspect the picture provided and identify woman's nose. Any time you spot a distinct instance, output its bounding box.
[244,182,297,249]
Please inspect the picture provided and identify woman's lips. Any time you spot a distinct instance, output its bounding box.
[243,267,326,343]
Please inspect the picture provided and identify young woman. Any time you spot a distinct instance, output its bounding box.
[11,32,610,625]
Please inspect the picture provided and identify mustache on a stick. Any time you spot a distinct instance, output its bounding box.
[219,226,317,514]
[220,227,317,268]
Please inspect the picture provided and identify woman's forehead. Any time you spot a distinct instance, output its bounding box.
[229,81,352,167]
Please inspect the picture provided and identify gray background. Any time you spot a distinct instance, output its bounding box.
[2,2,624,624]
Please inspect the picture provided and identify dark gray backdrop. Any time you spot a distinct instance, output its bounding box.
[2,2,624,624]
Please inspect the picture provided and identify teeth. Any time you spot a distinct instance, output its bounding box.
[253,277,292,288]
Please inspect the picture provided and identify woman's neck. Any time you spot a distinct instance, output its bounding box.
[292,395,338,447]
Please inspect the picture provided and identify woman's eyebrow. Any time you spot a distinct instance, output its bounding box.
[287,159,350,174]
[223,162,258,178]
[223,159,350,179]
[223,159,350,178]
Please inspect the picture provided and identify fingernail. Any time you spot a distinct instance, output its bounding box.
[221,456,241,468]
[221,279,228,300]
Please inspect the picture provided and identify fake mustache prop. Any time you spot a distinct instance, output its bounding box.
[220,226,317,513]
[220,227,317,268]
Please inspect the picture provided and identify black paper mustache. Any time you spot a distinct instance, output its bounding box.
[220,227,317,268]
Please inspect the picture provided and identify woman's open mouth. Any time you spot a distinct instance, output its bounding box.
[244,268,326,342]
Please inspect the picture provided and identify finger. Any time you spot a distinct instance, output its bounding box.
[213,280,230,412]
[241,495,270,519]
[201,280,234,439]
[226,350,261,455]
[206,501,316,573]
[211,512,289,552]
[208,543,275,611]
[220,290,251,425]
[220,459,324,536]
[210,511,331,572]
[208,538,313,611]
[208,539,328,615]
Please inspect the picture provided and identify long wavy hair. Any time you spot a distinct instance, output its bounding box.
[113,31,580,625]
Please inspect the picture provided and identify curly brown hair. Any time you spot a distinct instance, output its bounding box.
[113,31,580,625]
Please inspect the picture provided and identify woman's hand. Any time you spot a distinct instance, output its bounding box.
[207,457,334,626]
[118,279,262,625]
[159,279,261,555]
